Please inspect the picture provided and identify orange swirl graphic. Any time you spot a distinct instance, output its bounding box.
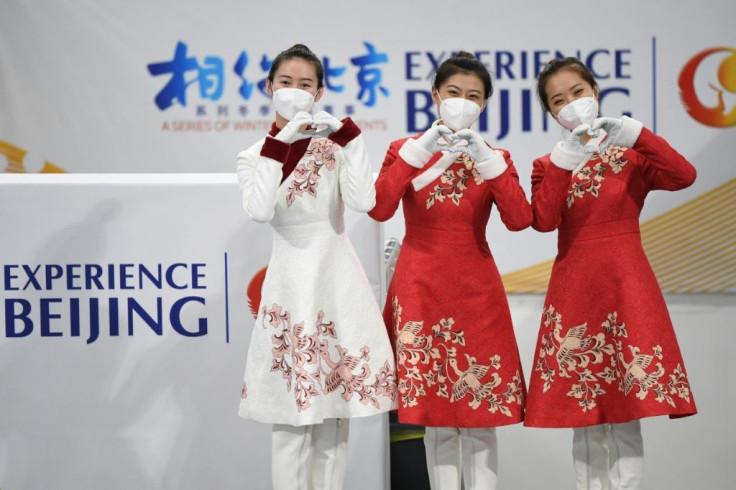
[0,140,66,173]
[678,47,736,127]
[502,178,736,294]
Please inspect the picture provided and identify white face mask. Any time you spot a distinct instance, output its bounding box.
[272,87,315,120]
[555,96,599,131]
[437,93,482,131]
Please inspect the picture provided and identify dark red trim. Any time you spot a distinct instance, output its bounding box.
[268,122,280,137]
[328,117,361,147]
[260,136,290,164]
[263,122,313,183]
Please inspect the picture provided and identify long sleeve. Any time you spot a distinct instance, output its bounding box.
[633,127,697,191]
[530,156,573,232]
[484,153,533,231]
[236,138,285,223]
[330,118,376,213]
[368,138,425,222]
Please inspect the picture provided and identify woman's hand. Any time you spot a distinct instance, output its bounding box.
[448,129,498,162]
[591,117,624,151]
[274,111,314,143]
[312,111,343,135]
[398,124,453,168]
[447,129,508,179]
[414,124,452,155]
[550,124,592,171]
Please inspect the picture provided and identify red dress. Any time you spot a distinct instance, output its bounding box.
[524,127,698,427]
[369,133,532,428]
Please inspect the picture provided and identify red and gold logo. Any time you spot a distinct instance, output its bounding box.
[678,47,736,127]
[246,266,268,319]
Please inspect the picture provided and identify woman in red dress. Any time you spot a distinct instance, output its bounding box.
[369,52,532,490]
[524,57,697,490]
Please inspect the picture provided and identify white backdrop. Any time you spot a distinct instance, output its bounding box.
[1,0,734,284]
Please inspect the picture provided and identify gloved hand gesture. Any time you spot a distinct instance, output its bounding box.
[563,123,595,153]
[414,124,453,155]
[399,124,454,168]
[274,111,314,144]
[312,111,343,135]
[591,117,624,151]
[448,129,498,162]
[551,123,593,171]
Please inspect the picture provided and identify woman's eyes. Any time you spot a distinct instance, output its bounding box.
[443,89,481,100]
[278,80,312,89]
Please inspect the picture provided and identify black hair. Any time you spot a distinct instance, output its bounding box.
[536,57,599,113]
[432,51,493,99]
[268,44,324,89]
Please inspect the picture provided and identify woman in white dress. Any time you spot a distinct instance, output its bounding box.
[236,44,397,490]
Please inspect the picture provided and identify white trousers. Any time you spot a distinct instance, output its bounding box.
[572,420,644,490]
[424,426,498,490]
[271,419,349,490]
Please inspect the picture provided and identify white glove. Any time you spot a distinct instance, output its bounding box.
[564,124,594,153]
[591,117,624,151]
[398,124,453,168]
[415,124,452,155]
[550,124,592,171]
[274,111,314,144]
[312,111,343,135]
[447,129,498,162]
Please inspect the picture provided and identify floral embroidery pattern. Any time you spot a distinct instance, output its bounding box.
[392,297,523,415]
[536,305,693,412]
[286,138,338,207]
[241,382,248,399]
[426,154,483,209]
[567,145,628,208]
[262,303,397,411]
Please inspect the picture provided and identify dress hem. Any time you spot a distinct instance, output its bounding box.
[398,413,524,429]
[239,404,396,426]
[523,408,697,428]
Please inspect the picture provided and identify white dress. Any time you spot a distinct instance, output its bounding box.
[236,121,398,426]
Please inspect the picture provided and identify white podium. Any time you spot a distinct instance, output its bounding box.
[0,174,389,490]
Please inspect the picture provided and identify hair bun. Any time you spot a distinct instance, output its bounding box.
[454,51,476,60]
[432,50,493,99]
[291,44,313,54]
